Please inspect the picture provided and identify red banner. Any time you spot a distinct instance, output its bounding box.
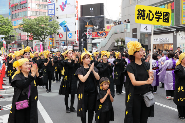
[86,31,109,38]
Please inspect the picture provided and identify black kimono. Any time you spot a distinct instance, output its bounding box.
[8,73,40,123]
[174,64,185,117]
[54,56,63,81]
[124,61,154,123]
[113,58,125,94]
[91,57,100,68]
[96,90,114,123]
[7,58,14,83]
[97,62,115,97]
[75,66,99,122]
[37,58,46,86]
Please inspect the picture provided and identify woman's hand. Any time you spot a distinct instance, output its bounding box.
[31,64,37,77]
[146,77,154,84]
[90,63,94,71]
[148,70,154,78]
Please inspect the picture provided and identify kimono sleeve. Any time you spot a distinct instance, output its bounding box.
[126,63,135,74]
[75,67,83,75]
[94,67,99,73]
[97,91,105,100]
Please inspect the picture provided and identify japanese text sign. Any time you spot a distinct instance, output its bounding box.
[135,5,171,26]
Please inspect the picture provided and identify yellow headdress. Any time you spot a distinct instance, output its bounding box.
[93,52,99,56]
[24,46,31,53]
[20,49,24,56]
[99,80,110,90]
[39,52,43,56]
[62,50,69,56]
[8,53,13,57]
[43,50,50,58]
[101,51,110,59]
[14,51,21,57]
[34,52,38,55]
[12,58,29,79]
[12,54,15,59]
[176,53,185,66]
[115,52,121,59]
[127,41,142,55]
[81,48,93,61]
[30,53,34,58]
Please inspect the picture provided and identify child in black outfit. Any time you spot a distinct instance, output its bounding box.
[96,77,114,123]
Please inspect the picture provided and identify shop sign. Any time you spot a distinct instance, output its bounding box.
[181,36,185,40]
[154,38,170,43]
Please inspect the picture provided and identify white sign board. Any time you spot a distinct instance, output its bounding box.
[153,34,173,44]
[140,24,151,33]
[58,0,75,15]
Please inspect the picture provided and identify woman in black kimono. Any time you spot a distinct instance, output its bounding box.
[97,51,115,97]
[75,49,100,123]
[60,50,78,113]
[91,52,101,68]
[8,58,39,123]
[125,41,154,123]
[113,52,126,95]
[43,51,54,93]
[7,53,14,84]
[36,52,45,86]
[174,53,185,120]
[54,51,63,82]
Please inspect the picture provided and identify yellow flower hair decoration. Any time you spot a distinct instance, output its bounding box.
[14,51,21,57]
[43,50,50,58]
[12,58,29,79]
[34,52,38,55]
[39,52,43,56]
[93,52,99,56]
[127,41,142,55]
[99,80,110,90]
[24,46,31,53]
[101,51,110,59]
[62,50,69,56]
[115,52,121,59]
[20,49,24,56]
[8,53,13,57]
[30,53,34,58]
[12,54,15,59]
[81,48,93,61]
[176,53,185,66]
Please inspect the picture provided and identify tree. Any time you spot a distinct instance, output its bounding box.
[0,15,13,37]
[19,16,60,42]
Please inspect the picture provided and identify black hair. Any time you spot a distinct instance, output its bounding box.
[152,53,158,60]
[168,51,175,58]
[99,77,109,85]
[128,55,135,62]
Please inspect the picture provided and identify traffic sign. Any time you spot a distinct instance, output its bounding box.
[135,5,171,26]
[59,33,63,38]
[68,33,72,38]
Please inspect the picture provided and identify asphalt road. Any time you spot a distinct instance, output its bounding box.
[0,77,184,123]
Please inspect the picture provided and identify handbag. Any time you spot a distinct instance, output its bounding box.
[15,85,31,110]
[143,91,155,107]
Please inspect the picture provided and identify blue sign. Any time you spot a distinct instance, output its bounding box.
[48,3,55,16]
[68,33,72,38]
[61,41,65,46]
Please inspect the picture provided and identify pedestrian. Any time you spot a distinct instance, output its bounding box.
[75,48,100,123]
[124,41,154,123]
[95,77,114,123]
[7,53,14,84]
[8,58,39,123]
[174,53,185,120]
[54,51,62,82]
[91,52,101,68]
[158,51,176,100]
[60,50,78,113]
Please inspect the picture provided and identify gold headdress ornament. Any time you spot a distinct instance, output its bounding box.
[43,50,50,58]
[39,52,43,56]
[12,54,15,59]
[93,52,99,56]
[115,52,121,59]
[14,51,21,57]
[127,41,142,55]
[101,51,110,59]
[8,53,13,57]
[142,48,146,51]
[24,46,31,53]
[99,80,110,90]
[81,48,93,61]
[20,49,24,56]
[12,58,29,79]
[30,53,34,58]
[176,53,185,66]
[34,52,38,55]
[62,50,69,56]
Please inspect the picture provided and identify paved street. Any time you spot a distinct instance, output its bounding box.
[0,77,184,123]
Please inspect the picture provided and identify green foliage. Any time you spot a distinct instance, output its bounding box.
[19,16,60,42]
[0,15,13,37]
[9,30,19,41]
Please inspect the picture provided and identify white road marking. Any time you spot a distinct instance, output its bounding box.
[37,100,53,123]
[0,114,9,123]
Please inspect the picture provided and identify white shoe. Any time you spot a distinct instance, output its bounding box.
[166,96,171,100]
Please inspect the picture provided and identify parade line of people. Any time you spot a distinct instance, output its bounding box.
[5,41,185,123]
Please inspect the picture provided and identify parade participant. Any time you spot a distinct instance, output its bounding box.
[37,52,45,86]
[97,51,114,97]
[13,51,22,61]
[91,52,101,67]
[54,51,62,82]
[113,52,125,95]
[32,52,39,63]
[23,46,33,63]
[7,53,14,84]
[158,51,168,88]
[75,48,100,123]
[60,50,78,113]
[8,58,39,123]
[49,52,55,82]
[95,77,114,123]
[151,53,159,93]
[43,51,54,93]
[124,41,154,123]
[158,51,176,100]
[174,53,185,120]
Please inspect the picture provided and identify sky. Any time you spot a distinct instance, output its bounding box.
[78,0,122,20]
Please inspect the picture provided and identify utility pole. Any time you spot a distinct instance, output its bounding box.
[65,26,67,48]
